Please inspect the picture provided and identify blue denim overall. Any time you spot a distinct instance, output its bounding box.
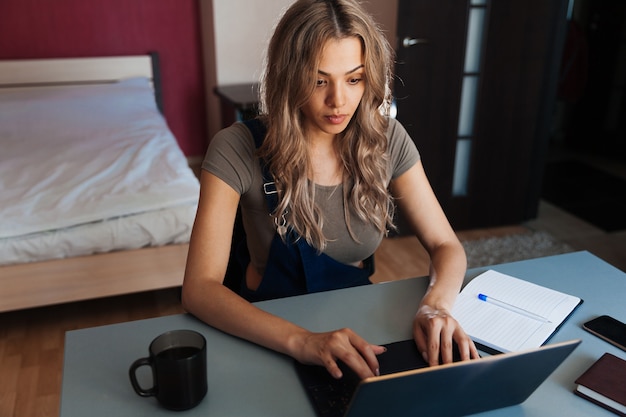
[237,119,373,302]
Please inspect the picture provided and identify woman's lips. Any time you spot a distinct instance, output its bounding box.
[326,114,347,124]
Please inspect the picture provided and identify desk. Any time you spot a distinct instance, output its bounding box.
[60,251,626,416]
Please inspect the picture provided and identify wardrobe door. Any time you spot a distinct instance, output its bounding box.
[395,0,568,230]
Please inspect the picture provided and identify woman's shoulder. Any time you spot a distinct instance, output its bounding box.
[202,122,258,194]
[385,118,418,153]
[209,122,256,153]
[385,117,409,139]
[384,117,420,178]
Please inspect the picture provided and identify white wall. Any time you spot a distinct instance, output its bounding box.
[213,0,293,85]
[212,0,398,86]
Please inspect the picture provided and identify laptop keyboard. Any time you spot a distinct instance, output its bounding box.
[294,361,360,417]
[294,340,464,417]
[308,375,354,417]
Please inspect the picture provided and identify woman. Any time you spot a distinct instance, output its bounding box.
[182,0,479,380]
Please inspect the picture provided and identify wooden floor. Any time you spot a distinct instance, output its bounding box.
[0,289,186,417]
[2,152,626,416]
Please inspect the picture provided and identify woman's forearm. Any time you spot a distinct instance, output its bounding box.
[181,279,309,358]
[419,239,467,311]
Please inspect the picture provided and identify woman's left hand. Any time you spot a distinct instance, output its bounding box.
[413,305,480,366]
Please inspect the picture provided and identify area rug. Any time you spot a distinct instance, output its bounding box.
[541,159,626,232]
[462,231,574,269]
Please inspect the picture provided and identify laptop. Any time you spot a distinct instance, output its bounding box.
[294,338,580,417]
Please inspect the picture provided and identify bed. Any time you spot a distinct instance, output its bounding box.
[0,55,200,312]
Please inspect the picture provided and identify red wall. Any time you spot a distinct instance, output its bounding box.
[0,0,207,157]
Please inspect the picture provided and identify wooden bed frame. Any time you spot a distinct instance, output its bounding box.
[0,55,189,312]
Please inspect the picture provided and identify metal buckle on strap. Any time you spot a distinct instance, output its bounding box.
[263,181,278,195]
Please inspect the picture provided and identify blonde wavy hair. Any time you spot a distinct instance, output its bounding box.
[258,0,396,250]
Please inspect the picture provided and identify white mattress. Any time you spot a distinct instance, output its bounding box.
[0,78,200,265]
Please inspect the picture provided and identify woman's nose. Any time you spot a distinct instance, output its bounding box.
[326,83,345,108]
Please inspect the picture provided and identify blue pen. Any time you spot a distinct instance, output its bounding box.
[478,293,551,323]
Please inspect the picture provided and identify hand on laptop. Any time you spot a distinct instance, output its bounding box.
[293,327,387,380]
[413,305,480,366]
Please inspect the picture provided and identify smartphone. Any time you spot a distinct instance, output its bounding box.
[583,315,626,352]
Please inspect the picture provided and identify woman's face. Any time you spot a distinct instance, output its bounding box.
[300,36,365,141]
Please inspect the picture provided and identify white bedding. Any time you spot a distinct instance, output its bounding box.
[0,78,200,265]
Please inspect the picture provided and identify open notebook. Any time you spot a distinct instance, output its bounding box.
[451,270,583,353]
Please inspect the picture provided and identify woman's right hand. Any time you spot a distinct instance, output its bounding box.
[290,328,387,379]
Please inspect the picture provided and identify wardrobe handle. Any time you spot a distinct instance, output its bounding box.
[402,37,429,48]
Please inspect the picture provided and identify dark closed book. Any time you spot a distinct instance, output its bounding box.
[574,353,626,416]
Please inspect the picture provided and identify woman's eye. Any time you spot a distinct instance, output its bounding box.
[316,79,327,87]
[348,78,362,85]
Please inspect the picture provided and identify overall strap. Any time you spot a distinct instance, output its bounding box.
[242,118,279,213]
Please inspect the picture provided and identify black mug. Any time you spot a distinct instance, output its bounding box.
[129,329,208,411]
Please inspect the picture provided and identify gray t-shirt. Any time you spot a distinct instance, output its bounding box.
[202,117,420,275]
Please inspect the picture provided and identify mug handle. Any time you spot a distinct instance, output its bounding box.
[129,357,156,397]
